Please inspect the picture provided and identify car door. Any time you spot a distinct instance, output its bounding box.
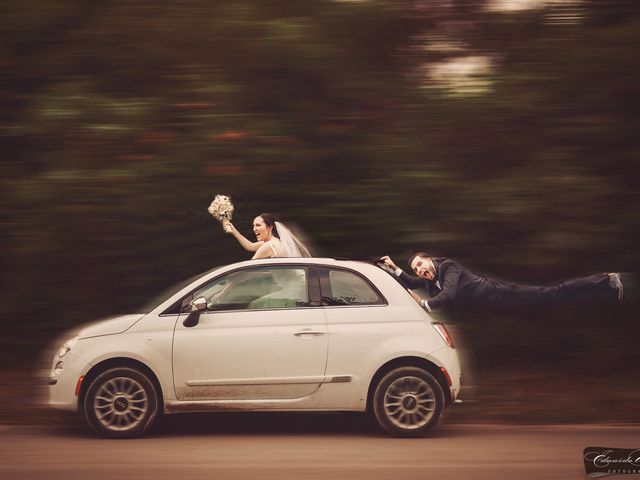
[319,267,389,383]
[172,265,327,401]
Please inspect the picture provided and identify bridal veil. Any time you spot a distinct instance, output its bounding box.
[275,222,312,257]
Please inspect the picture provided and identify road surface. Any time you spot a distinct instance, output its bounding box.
[0,413,637,480]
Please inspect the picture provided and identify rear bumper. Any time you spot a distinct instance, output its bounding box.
[445,348,462,402]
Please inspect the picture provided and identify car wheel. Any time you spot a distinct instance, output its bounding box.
[371,366,445,437]
[83,367,159,438]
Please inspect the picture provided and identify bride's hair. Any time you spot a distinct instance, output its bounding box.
[258,213,280,239]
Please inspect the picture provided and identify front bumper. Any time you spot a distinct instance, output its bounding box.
[48,351,90,411]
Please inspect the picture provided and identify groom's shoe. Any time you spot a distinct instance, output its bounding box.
[608,273,624,303]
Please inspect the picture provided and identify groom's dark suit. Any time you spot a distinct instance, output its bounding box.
[397,258,616,311]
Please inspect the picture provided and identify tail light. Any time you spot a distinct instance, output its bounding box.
[432,322,455,349]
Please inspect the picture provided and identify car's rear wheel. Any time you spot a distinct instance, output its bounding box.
[83,367,159,438]
[371,366,445,437]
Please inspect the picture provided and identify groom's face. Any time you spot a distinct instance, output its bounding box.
[411,256,435,281]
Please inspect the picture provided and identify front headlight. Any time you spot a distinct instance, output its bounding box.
[57,336,78,358]
[54,361,64,375]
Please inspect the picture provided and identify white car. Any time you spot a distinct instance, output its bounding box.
[48,258,461,438]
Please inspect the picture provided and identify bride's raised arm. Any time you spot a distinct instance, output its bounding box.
[224,222,263,252]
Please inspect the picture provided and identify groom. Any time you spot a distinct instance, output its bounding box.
[380,253,624,312]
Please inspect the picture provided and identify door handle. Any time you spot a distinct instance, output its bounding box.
[294,329,325,336]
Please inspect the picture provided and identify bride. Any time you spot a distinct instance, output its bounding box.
[222,213,312,259]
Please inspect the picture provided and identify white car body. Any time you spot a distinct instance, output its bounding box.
[48,258,461,436]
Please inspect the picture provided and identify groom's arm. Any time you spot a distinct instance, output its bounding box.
[393,269,436,312]
[380,255,425,289]
[394,268,427,290]
[423,262,461,310]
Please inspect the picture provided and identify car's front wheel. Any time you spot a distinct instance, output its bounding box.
[371,366,445,437]
[83,367,159,438]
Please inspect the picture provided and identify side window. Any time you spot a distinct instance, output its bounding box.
[323,269,384,306]
[183,267,309,312]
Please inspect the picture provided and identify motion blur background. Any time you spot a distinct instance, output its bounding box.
[1,0,638,423]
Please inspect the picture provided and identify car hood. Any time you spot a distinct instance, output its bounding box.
[77,314,146,339]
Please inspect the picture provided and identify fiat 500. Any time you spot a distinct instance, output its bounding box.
[48,258,461,437]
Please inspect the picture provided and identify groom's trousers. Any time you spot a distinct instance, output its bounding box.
[493,273,616,309]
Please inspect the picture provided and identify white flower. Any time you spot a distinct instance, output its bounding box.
[207,194,234,221]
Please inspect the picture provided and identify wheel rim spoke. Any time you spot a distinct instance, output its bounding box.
[97,408,114,420]
[125,381,135,395]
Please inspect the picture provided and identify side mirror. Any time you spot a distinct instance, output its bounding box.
[191,297,207,312]
[183,296,207,327]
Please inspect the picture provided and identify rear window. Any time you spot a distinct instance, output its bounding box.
[324,269,384,306]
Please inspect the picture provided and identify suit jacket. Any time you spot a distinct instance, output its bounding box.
[398,258,501,310]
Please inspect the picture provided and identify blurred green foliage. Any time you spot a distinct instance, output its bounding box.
[1,1,639,386]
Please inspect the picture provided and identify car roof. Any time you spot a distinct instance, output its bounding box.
[225,257,377,268]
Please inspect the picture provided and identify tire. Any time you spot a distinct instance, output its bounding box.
[83,367,159,438]
[371,366,445,437]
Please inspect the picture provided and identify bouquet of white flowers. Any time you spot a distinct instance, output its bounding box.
[207,195,234,225]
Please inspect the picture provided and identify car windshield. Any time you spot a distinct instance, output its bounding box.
[137,266,222,313]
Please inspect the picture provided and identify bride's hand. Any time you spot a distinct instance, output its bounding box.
[222,220,235,234]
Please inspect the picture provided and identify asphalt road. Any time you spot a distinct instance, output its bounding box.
[1,413,638,480]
